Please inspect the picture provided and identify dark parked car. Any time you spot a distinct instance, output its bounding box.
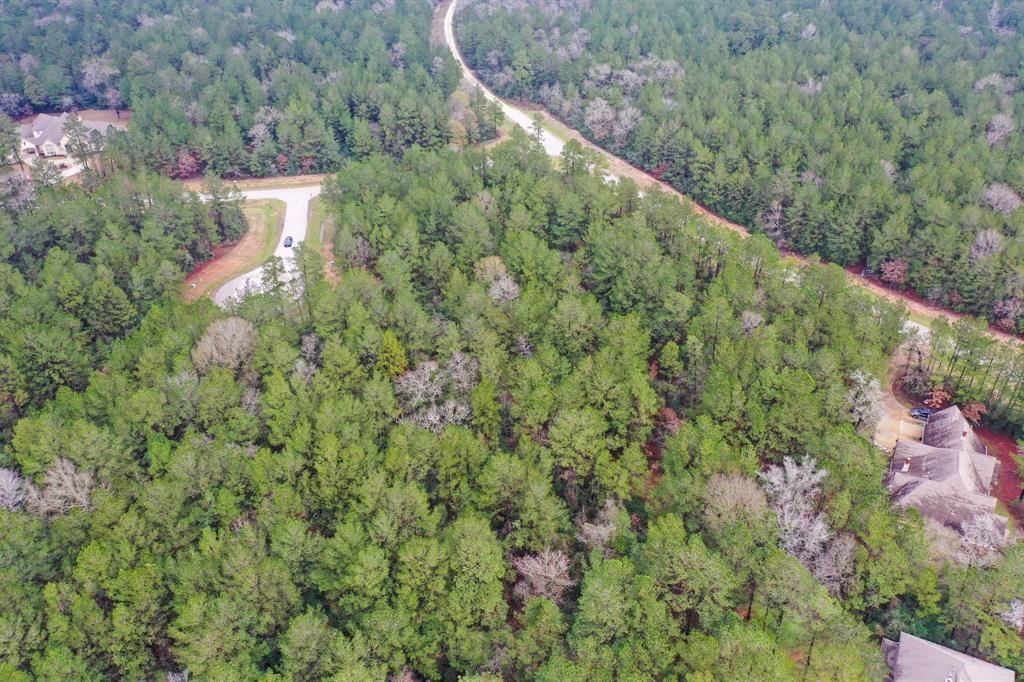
[910,407,935,420]
[284,236,293,247]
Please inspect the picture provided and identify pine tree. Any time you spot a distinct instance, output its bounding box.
[375,329,408,377]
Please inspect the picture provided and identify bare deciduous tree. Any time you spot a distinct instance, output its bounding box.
[800,170,825,188]
[813,534,856,597]
[761,457,827,509]
[396,361,446,410]
[446,351,479,394]
[846,370,885,431]
[798,77,823,95]
[880,159,898,182]
[315,0,344,13]
[702,473,768,535]
[758,200,785,243]
[0,468,26,510]
[80,57,118,96]
[293,358,316,386]
[511,548,574,604]
[612,105,642,145]
[989,0,1017,35]
[412,400,471,433]
[773,495,831,563]
[901,364,932,397]
[26,458,93,517]
[488,274,520,301]
[974,73,1017,93]
[985,182,1023,214]
[390,41,406,68]
[970,228,1004,261]
[192,317,257,375]
[395,350,480,433]
[994,298,1024,331]
[740,310,764,335]
[241,386,261,415]
[880,259,909,286]
[515,335,533,357]
[584,97,615,140]
[586,63,613,87]
[761,457,833,568]
[577,499,622,554]
[958,514,1005,566]
[987,113,1015,146]
[300,333,320,365]
[1002,599,1024,631]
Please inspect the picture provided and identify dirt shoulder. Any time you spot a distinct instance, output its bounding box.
[182,199,286,302]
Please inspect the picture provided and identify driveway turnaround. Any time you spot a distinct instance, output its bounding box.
[214,184,322,306]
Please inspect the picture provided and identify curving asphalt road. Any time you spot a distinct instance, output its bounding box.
[444,0,566,158]
[213,184,322,306]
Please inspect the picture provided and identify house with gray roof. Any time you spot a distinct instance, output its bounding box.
[883,631,1015,681]
[885,405,1007,545]
[19,112,114,158]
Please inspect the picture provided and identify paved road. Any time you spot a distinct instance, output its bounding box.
[444,0,565,157]
[214,184,321,306]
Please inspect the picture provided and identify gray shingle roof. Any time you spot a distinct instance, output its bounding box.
[886,406,1006,542]
[884,632,1015,682]
[924,405,988,454]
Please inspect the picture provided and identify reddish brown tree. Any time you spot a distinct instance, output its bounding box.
[924,388,952,409]
[879,259,909,286]
[962,401,988,423]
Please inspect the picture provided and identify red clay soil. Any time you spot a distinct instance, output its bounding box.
[975,425,1024,524]
[183,241,237,285]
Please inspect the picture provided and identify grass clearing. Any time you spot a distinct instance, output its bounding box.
[304,196,336,254]
[305,196,341,285]
[182,198,285,301]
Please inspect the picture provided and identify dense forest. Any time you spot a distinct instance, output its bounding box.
[2,0,1024,678]
[0,168,246,435]
[455,0,1024,331]
[0,0,501,176]
[3,134,1023,679]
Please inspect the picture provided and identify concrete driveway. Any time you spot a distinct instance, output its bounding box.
[214,184,322,306]
[875,389,924,453]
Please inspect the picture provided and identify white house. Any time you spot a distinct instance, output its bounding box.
[19,112,115,158]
